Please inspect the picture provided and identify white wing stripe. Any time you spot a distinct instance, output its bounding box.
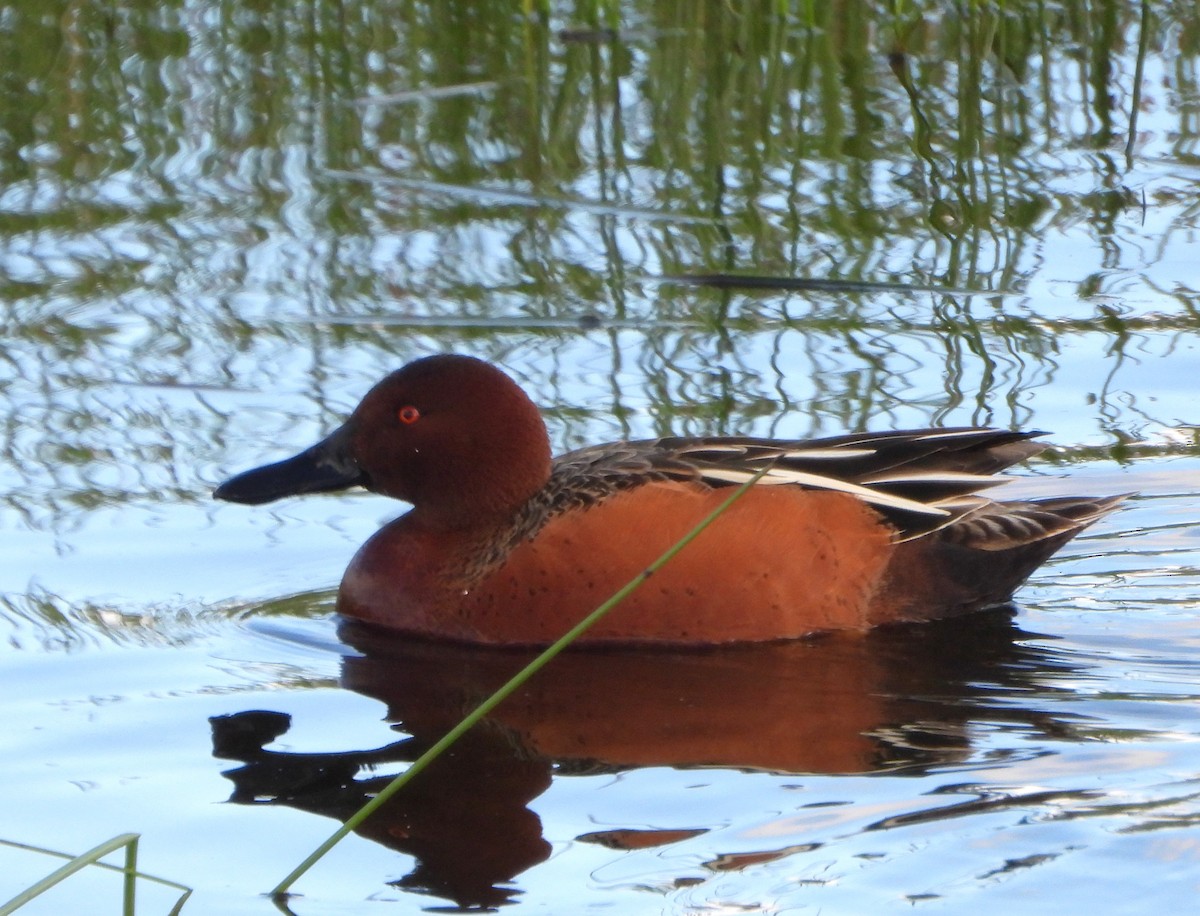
[862,471,1011,485]
[698,468,952,516]
[679,446,879,460]
[907,429,1011,441]
[775,448,878,460]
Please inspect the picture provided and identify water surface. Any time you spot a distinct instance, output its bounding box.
[2,2,1199,913]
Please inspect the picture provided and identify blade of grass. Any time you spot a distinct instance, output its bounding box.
[122,835,137,916]
[271,465,771,899]
[0,836,193,916]
[0,834,140,915]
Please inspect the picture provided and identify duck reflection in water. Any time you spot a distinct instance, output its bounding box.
[210,610,1087,909]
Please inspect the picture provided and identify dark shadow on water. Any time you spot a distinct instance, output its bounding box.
[210,609,1089,910]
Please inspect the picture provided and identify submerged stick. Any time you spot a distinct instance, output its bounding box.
[270,465,771,899]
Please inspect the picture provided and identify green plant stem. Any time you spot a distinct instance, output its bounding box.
[271,466,771,899]
[0,836,193,915]
[1,834,139,916]
[122,835,138,916]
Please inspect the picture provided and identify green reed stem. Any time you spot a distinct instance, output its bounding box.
[0,833,191,916]
[271,465,771,899]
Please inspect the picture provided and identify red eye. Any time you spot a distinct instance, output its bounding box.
[397,405,421,425]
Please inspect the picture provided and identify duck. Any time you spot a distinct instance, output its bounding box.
[214,354,1123,645]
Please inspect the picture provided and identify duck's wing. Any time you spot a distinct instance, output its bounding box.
[549,428,1059,540]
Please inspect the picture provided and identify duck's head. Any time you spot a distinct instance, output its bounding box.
[214,354,553,526]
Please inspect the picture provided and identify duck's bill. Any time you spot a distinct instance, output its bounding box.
[213,425,366,505]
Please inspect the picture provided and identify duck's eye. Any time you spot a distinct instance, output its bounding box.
[397,405,421,425]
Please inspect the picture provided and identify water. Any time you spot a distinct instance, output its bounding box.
[2,2,1199,913]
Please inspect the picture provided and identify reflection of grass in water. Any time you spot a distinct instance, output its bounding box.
[0,2,1193,548]
[0,835,191,916]
[0,588,341,655]
[5,1,1179,312]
